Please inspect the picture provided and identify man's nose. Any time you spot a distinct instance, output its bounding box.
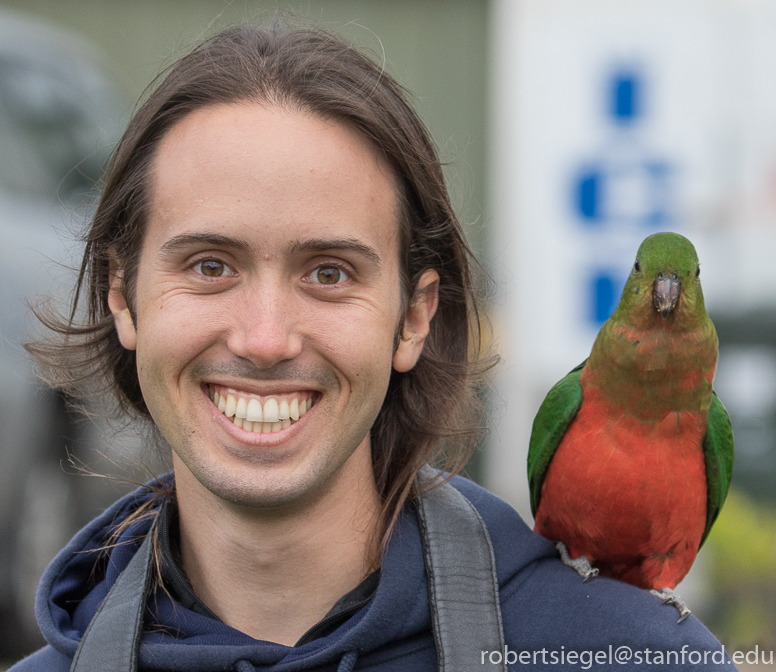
[225,284,303,369]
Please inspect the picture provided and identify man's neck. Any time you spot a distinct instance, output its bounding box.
[172,444,382,645]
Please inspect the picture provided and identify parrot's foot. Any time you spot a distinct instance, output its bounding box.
[555,541,599,582]
[650,588,691,623]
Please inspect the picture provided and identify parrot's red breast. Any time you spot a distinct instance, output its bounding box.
[534,365,709,590]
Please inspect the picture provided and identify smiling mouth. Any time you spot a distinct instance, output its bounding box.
[207,384,317,434]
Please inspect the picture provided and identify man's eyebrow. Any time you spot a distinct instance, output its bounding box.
[158,233,253,257]
[287,237,382,266]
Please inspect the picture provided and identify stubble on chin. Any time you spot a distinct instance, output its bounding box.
[171,425,365,515]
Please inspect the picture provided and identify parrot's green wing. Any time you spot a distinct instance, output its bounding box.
[700,392,735,548]
[527,361,586,517]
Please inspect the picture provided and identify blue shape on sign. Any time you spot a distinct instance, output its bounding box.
[610,71,640,124]
[578,170,599,221]
[572,159,674,228]
[571,66,677,227]
[590,272,618,325]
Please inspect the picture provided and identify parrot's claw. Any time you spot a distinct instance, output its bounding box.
[650,588,691,623]
[555,541,599,582]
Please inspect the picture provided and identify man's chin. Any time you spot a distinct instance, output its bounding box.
[175,451,338,512]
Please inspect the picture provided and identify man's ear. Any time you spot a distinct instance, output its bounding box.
[107,261,137,351]
[392,269,440,373]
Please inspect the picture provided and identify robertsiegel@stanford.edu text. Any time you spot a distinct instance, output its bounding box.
[480,644,772,667]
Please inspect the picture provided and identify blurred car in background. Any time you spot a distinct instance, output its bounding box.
[0,8,128,655]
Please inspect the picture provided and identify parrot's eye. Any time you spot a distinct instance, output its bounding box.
[633,259,641,273]
[695,265,701,279]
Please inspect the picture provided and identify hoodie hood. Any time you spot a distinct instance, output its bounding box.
[35,474,553,671]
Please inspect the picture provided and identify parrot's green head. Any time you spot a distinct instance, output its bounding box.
[613,232,708,331]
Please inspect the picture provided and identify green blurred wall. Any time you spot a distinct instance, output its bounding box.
[0,0,489,255]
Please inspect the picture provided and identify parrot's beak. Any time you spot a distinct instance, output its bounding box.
[653,273,680,319]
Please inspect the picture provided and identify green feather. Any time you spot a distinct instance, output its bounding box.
[701,393,735,547]
[527,361,585,516]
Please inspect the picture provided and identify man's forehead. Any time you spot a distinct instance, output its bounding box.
[150,103,397,201]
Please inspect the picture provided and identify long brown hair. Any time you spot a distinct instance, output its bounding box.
[28,23,497,546]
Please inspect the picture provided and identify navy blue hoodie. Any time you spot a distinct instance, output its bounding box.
[10,475,731,671]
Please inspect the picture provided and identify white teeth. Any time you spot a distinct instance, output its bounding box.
[263,398,279,423]
[235,397,247,419]
[246,398,263,422]
[214,389,315,433]
[225,394,237,418]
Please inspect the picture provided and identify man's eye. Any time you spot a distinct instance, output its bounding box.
[309,266,349,285]
[194,260,235,277]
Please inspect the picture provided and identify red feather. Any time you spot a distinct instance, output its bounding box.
[534,370,708,590]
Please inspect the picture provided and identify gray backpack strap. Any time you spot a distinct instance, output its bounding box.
[415,465,507,672]
[69,518,157,672]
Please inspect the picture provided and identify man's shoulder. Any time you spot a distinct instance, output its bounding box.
[446,476,729,668]
[498,564,730,668]
[6,646,71,672]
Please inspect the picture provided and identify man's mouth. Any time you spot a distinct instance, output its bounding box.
[207,384,316,434]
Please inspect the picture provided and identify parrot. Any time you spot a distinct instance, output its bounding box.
[527,232,734,622]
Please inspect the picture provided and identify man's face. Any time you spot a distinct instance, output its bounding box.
[109,103,435,509]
